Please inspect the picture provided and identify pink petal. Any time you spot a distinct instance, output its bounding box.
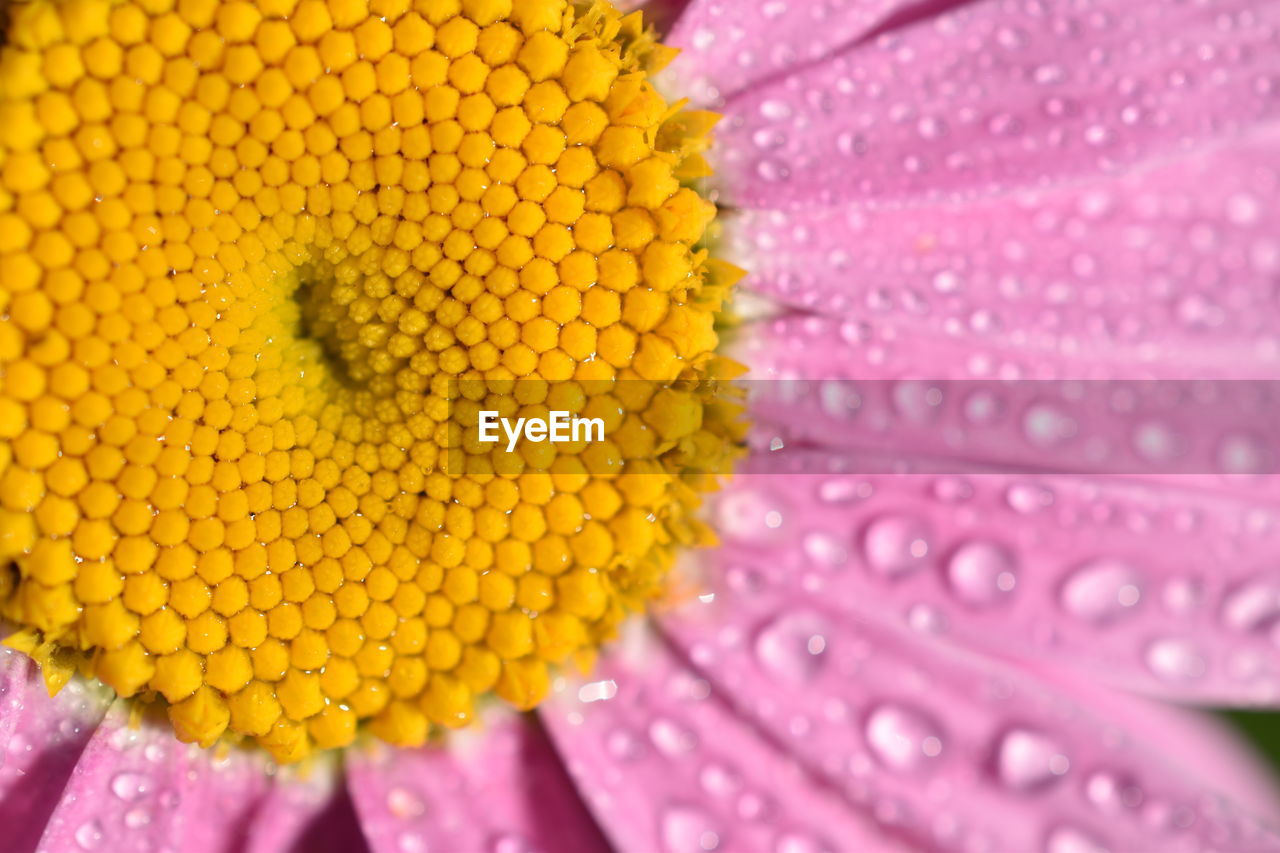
[539,628,895,852]
[666,0,965,105]
[244,765,366,853]
[712,0,1280,208]
[707,462,1280,705]
[744,375,1280,478]
[0,661,355,853]
[34,704,303,852]
[0,651,27,764]
[0,650,111,853]
[730,131,1280,376]
[656,564,1280,850]
[346,713,608,853]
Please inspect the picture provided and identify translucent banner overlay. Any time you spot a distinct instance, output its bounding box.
[443,379,1280,476]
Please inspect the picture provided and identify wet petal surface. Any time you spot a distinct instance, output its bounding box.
[713,0,1280,207]
[346,714,607,853]
[34,703,344,853]
[540,627,894,852]
[0,651,111,853]
[731,130,1280,377]
[704,462,1280,705]
[657,542,1280,849]
[668,0,973,105]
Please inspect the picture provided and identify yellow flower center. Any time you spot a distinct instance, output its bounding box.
[0,0,741,761]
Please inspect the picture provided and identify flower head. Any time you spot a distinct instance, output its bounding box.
[0,0,739,762]
[1,0,1280,850]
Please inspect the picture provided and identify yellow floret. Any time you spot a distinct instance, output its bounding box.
[0,0,741,763]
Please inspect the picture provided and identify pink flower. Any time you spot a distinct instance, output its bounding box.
[4,0,1280,850]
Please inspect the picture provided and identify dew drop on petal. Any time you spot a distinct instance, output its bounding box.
[1145,637,1207,682]
[1023,404,1078,447]
[1218,433,1267,474]
[606,728,642,761]
[699,763,742,798]
[74,821,103,851]
[754,612,831,683]
[1084,769,1145,814]
[906,603,947,635]
[649,717,699,757]
[110,771,150,802]
[398,833,427,853]
[660,806,722,852]
[802,531,848,569]
[1006,483,1054,514]
[946,541,1018,606]
[759,100,793,121]
[1060,559,1144,624]
[490,833,533,853]
[861,515,933,578]
[1044,825,1109,853]
[774,831,833,853]
[717,491,788,544]
[995,729,1071,791]
[864,704,945,773]
[386,786,426,820]
[1220,579,1280,632]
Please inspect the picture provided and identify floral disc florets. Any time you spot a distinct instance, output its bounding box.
[0,0,740,761]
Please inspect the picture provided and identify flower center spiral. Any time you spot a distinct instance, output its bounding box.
[0,0,740,761]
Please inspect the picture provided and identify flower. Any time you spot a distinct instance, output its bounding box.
[0,0,740,763]
[3,0,1280,852]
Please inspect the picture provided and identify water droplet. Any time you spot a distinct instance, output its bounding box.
[398,833,427,853]
[755,158,789,183]
[995,729,1071,791]
[946,541,1018,606]
[864,704,944,773]
[836,132,868,157]
[123,808,151,829]
[802,532,848,568]
[74,821,103,851]
[759,100,792,121]
[1085,770,1144,813]
[1023,404,1077,447]
[1218,433,1267,474]
[774,831,833,853]
[932,270,961,293]
[1145,637,1207,682]
[818,479,871,504]
[110,771,150,802]
[717,491,788,544]
[1132,422,1179,462]
[906,603,947,634]
[649,717,698,757]
[1044,825,1108,853]
[577,680,617,703]
[661,806,722,852]
[861,515,932,578]
[1220,579,1280,632]
[1060,559,1143,624]
[386,786,426,819]
[916,116,948,140]
[1006,483,1054,513]
[606,728,642,760]
[755,612,830,682]
[931,478,972,503]
[699,763,742,798]
[491,833,533,853]
[1226,193,1260,226]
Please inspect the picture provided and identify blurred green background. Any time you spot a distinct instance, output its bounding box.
[1225,711,1280,775]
